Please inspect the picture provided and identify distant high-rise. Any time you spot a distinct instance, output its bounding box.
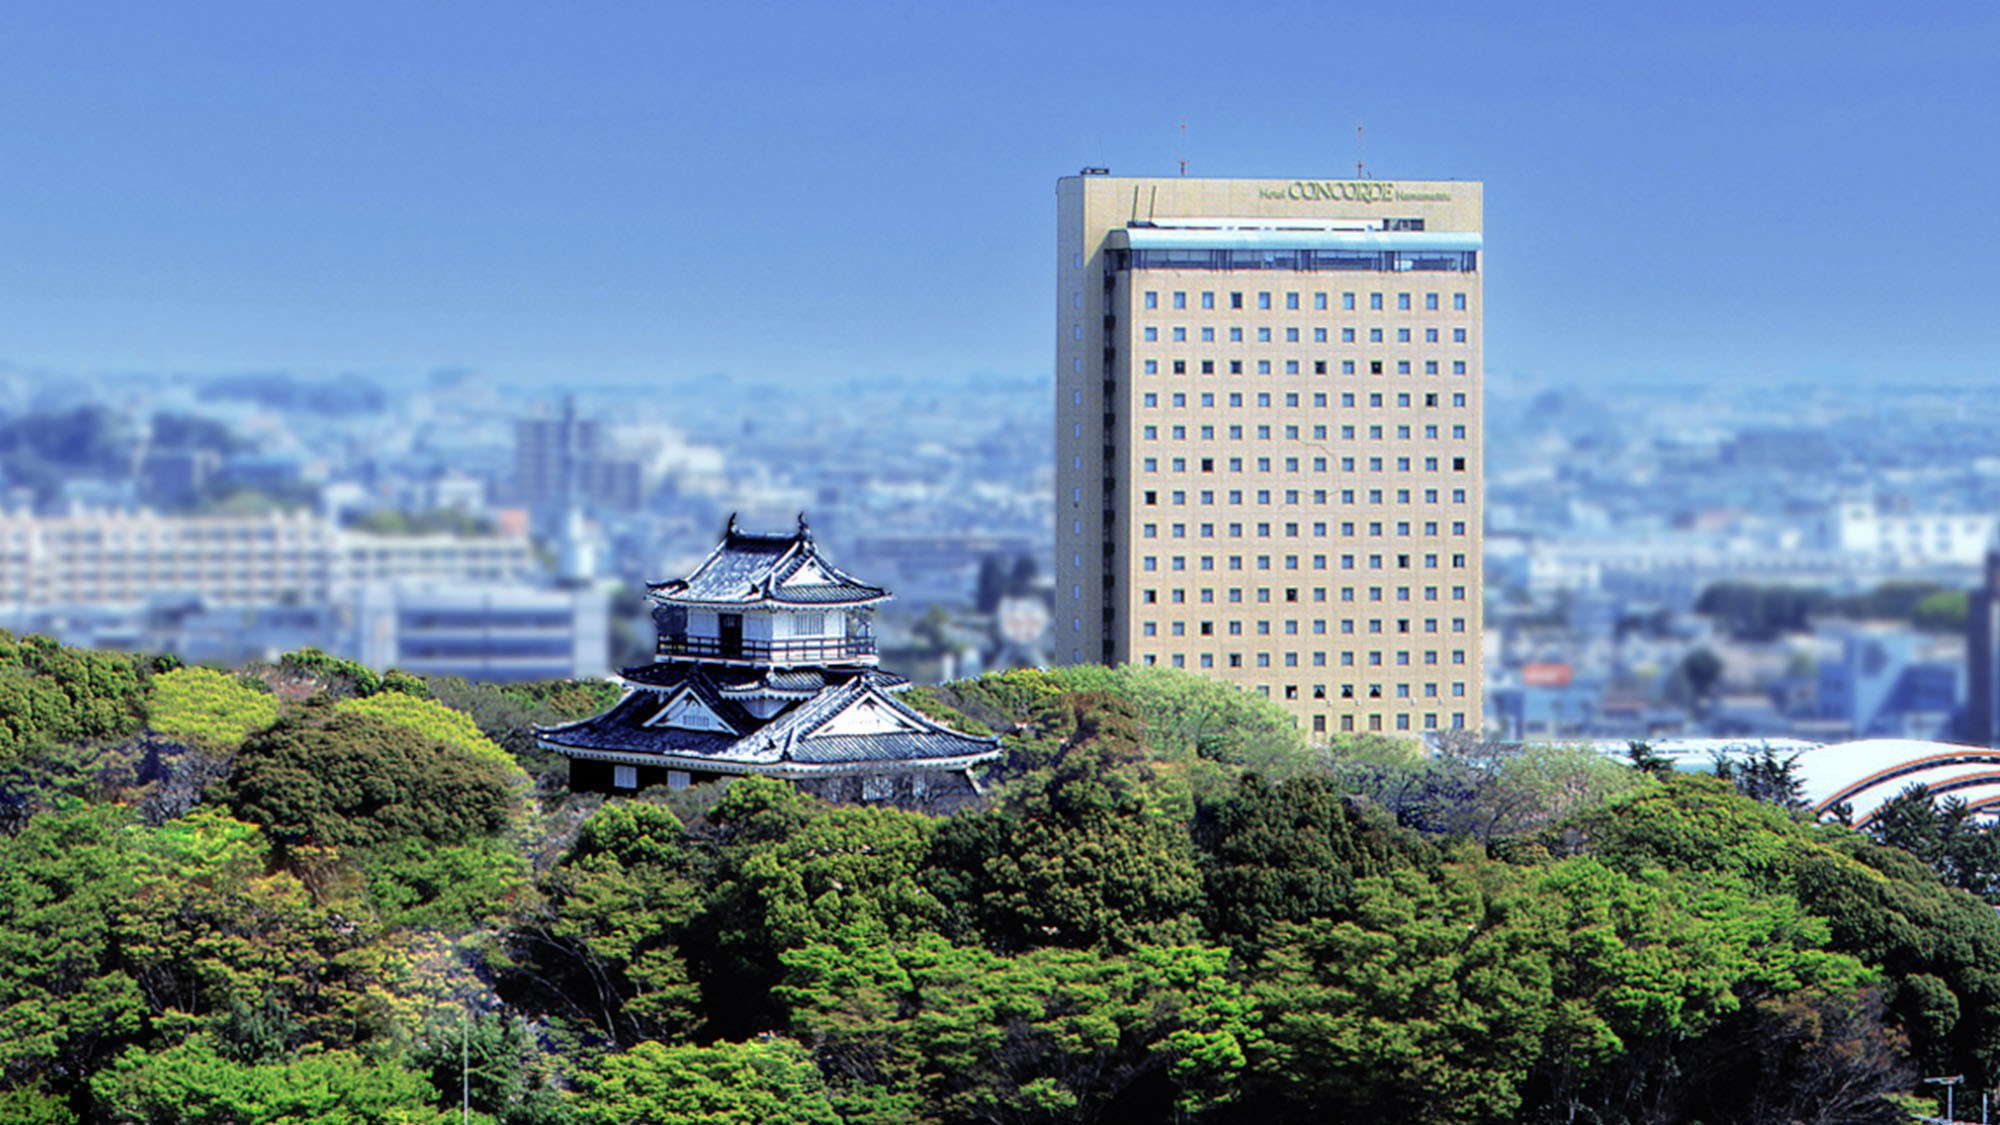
[1055,173,1485,738]
[515,398,644,512]
[515,397,600,509]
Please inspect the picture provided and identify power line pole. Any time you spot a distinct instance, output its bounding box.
[1928,1074,1965,1123]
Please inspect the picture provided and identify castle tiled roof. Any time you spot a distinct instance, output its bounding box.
[537,663,999,778]
[648,515,886,609]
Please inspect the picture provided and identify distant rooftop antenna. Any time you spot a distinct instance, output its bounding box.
[1355,122,1366,179]
[1178,118,1188,177]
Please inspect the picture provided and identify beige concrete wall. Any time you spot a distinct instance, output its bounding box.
[1057,175,1485,739]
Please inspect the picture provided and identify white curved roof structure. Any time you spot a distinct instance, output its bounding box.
[1799,739,2000,826]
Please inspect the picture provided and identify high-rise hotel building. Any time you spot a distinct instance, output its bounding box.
[1055,174,1484,738]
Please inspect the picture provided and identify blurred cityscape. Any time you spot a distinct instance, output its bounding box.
[0,366,1053,687]
[1487,370,2000,744]
[4,361,1999,745]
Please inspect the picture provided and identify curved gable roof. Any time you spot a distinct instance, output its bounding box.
[649,515,887,609]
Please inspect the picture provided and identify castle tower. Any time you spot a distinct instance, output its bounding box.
[539,516,1001,807]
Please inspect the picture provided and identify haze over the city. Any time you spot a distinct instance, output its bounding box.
[3,1,1994,389]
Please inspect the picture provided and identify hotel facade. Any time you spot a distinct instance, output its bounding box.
[1055,174,1484,738]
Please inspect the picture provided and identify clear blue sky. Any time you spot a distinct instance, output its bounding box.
[1,2,1994,389]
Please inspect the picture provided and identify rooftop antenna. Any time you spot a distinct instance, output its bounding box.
[1178,118,1188,176]
[1355,122,1366,179]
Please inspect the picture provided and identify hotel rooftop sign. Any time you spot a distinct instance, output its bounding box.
[1260,180,1453,203]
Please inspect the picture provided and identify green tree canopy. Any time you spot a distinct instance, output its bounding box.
[144,666,278,751]
[570,1038,841,1125]
[223,707,518,850]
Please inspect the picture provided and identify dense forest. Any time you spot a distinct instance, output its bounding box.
[0,633,1991,1123]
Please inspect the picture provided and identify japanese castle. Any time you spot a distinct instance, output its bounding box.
[539,516,1002,805]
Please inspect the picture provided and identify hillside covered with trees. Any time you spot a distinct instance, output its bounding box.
[0,636,1989,1122]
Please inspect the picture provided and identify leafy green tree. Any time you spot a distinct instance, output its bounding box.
[736,805,944,952]
[1714,746,1809,810]
[336,691,526,783]
[570,1038,840,1125]
[778,938,1253,1124]
[0,632,149,765]
[917,664,1313,784]
[1564,773,2000,1092]
[144,666,277,751]
[272,647,427,701]
[0,803,148,1087]
[90,1036,459,1124]
[223,707,517,850]
[1867,785,2000,901]
[1525,858,1869,1121]
[502,802,706,1045]
[1244,861,1558,1124]
[426,676,625,787]
[363,836,533,931]
[1197,773,1422,953]
[409,1011,566,1125]
[0,1089,76,1124]
[926,694,1204,952]
[1325,735,1648,846]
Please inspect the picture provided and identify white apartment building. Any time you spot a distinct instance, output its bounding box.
[0,509,535,610]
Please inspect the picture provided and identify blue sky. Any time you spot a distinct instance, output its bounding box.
[1,2,1994,389]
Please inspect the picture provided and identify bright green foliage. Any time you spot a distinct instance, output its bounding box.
[336,691,527,784]
[145,666,278,751]
[709,773,819,843]
[780,937,1253,1123]
[1562,772,1816,887]
[921,663,1313,779]
[736,806,944,951]
[926,694,1204,952]
[1245,852,1869,1124]
[1866,785,2000,900]
[224,709,519,849]
[90,1036,459,1124]
[423,676,622,785]
[0,1089,76,1124]
[275,647,428,700]
[1534,859,1865,1048]
[571,1038,841,1125]
[1786,831,2000,1081]
[504,802,706,1044]
[1247,861,1557,1124]
[0,804,413,1095]
[497,677,623,720]
[363,836,533,931]
[0,632,149,763]
[0,803,149,1086]
[1559,774,1997,1101]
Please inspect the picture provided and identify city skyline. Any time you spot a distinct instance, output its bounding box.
[2,3,1995,390]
